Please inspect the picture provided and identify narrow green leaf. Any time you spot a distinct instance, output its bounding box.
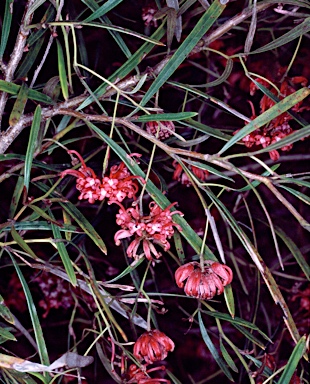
[0,294,15,324]
[279,185,310,205]
[10,256,50,366]
[0,0,14,59]
[249,78,309,127]
[277,335,307,384]
[202,310,272,341]
[180,118,232,141]
[9,172,24,219]
[50,210,77,287]
[166,369,183,384]
[198,311,234,381]
[224,284,235,319]
[15,36,45,79]
[0,221,78,234]
[28,205,63,226]
[181,158,234,182]
[24,105,42,192]
[135,112,198,122]
[0,327,16,342]
[204,58,233,88]
[219,87,310,154]
[9,83,29,126]
[11,226,38,260]
[220,337,238,372]
[27,5,56,47]
[0,80,54,104]
[83,0,123,22]
[105,258,144,284]
[140,0,226,107]
[232,324,266,349]
[78,24,166,110]
[59,200,107,254]
[56,39,69,100]
[251,17,310,54]
[173,231,186,264]
[273,225,310,280]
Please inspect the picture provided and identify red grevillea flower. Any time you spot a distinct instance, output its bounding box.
[146,121,175,140]
[175,260,233,300]
[114,202,183,261]
[133,330,175,364]
[126,364,170,384]
[60,151,144,203]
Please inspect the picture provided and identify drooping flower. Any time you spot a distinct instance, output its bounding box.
[60,151,144,203]
[133,329,175,364]
[175,260,233,300]
[146,120,175,140]
[114,202,183,261]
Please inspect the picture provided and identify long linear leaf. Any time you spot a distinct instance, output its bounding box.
[56,39,69,100]
[273,225,310,280]
[78,24,166,110]
[24,105,41,192]
[83,0,123,22]
[251,17,310,54]
[10,226,38,260]
[0,0,14,59]
[9,83,29,126]
[135,112,197,122]
[198,311,234,381]
[219,87,310,154]
[49,209,77,287]
[140,0,226,107]
[10,256,50,366]
[0,80,54,104]
[15,36,45,80]
[277,335,307,384]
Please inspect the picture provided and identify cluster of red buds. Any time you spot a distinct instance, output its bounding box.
[114,202,183,261]
[172,160,209,186]
[146,121,175,140]
[175,260,233,300]
[60,150,144,204]
[134,329,175,364]
[238,121,293,161]
[236,74,309,160]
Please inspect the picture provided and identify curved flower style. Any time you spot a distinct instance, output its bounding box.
[175,260,233,300]
[126,364,170,384]
[133,329,175,364]
[114,202,183,261]
[60,151,143,203]
[146,120,175,140]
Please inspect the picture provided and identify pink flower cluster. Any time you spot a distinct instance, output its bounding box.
[238,122,293,161]
[235,75,309,161]
[114,202,183,261]
[60,150,143,203]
